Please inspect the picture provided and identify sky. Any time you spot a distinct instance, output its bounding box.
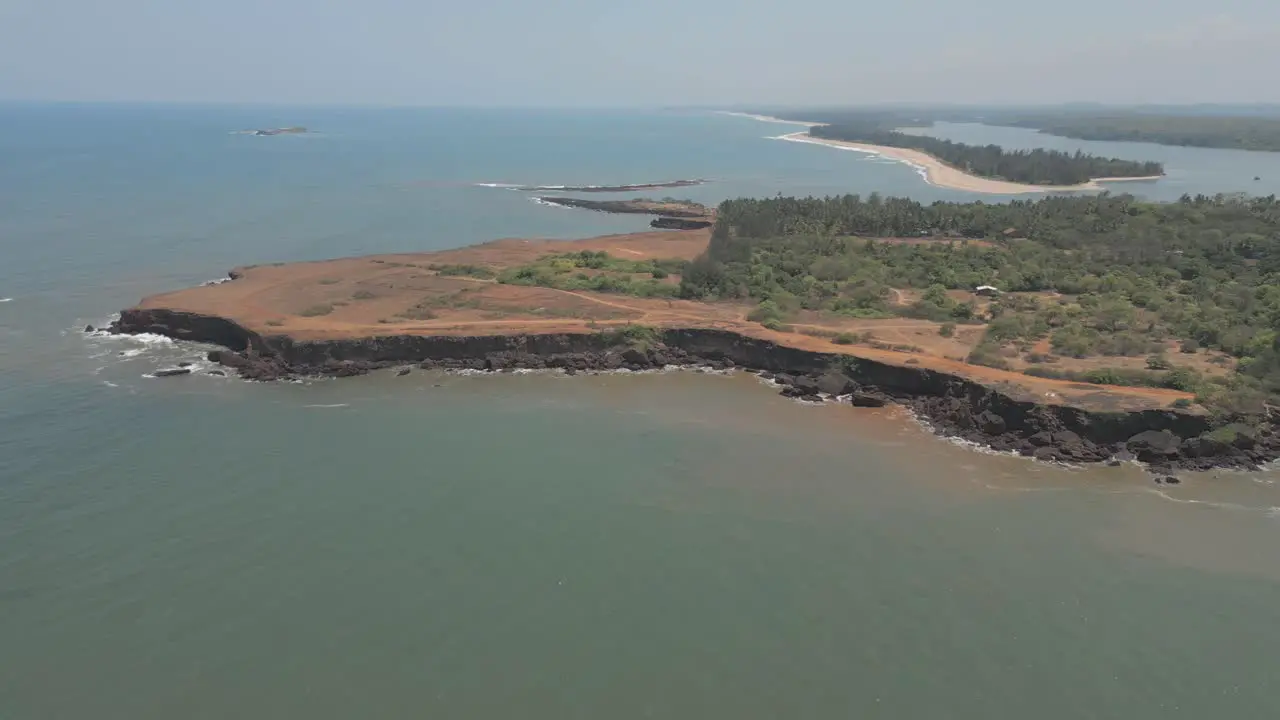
[2,0,1278,107]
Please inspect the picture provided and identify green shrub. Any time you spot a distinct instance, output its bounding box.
[832,332,859,345]
[1163,367,1203,392]
[748,300,784,325]
[1171,398,1193,409]
[967,343,1010,370]
[939,322,956,337]
[298,304,334,317]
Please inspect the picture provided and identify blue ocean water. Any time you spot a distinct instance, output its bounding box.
[3,105,1280,718]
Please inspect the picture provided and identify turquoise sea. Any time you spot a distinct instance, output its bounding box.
[3,104,1280,718]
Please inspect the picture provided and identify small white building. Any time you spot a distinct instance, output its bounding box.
[974,285,1002,297]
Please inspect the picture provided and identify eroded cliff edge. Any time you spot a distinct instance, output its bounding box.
[112,307,1278,473]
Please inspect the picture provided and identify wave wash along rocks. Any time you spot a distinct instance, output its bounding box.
[111,309,1280,473]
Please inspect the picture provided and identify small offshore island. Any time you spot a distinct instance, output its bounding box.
[112,192,1280,474]
[236,126,309,136]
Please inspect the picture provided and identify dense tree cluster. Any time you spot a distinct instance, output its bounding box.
[809,124,1164,185]
[680,192,1280,402]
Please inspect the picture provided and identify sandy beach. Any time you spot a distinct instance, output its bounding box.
[721,109,1164,195]
[778,132,1163,194]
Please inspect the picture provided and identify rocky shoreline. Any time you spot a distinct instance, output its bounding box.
[523,179,706,193]
[109,307,1280,475]
[534,197,709,217]
[534,197,714,230]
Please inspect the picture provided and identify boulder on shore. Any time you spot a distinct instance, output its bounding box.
[153,367,192,378]
[1126,430,1181,461]
[1028,431,1055,447]
[849,392,887,408]
[977,410,1006,435]
[791,375,821,396]
[621,348,649,367]
[1032,446,1059,462]
[1180,435,1228,459]
[816,371,854,396]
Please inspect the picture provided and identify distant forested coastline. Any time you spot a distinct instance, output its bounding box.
[1005,115,1280,152]
[754,106,1280,153]
[808,124,1164,186]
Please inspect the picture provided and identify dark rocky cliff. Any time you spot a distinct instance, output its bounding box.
[113,308,1277,472]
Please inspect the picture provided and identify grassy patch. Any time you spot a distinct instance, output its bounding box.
[497,251,686,298]
[298,304,334,317]
[430,263,496,279]
[599,324,659,347]
[396,304,439,320]
[352,289,378,300]
[318,278,340,285]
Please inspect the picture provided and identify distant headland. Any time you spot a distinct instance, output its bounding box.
[107,191,1280,475]
[478,179,708,193]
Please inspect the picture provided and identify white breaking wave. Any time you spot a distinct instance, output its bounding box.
[0,298,12,303]
[121,333,175,347]
[772,133,935,186]
[304,403,350,409]
[530,197,571,209]
[476,180,706,192]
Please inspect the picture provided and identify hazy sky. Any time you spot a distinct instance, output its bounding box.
[2,0,1278,106]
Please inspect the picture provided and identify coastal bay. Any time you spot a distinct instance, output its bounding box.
[6,104,1280,719]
